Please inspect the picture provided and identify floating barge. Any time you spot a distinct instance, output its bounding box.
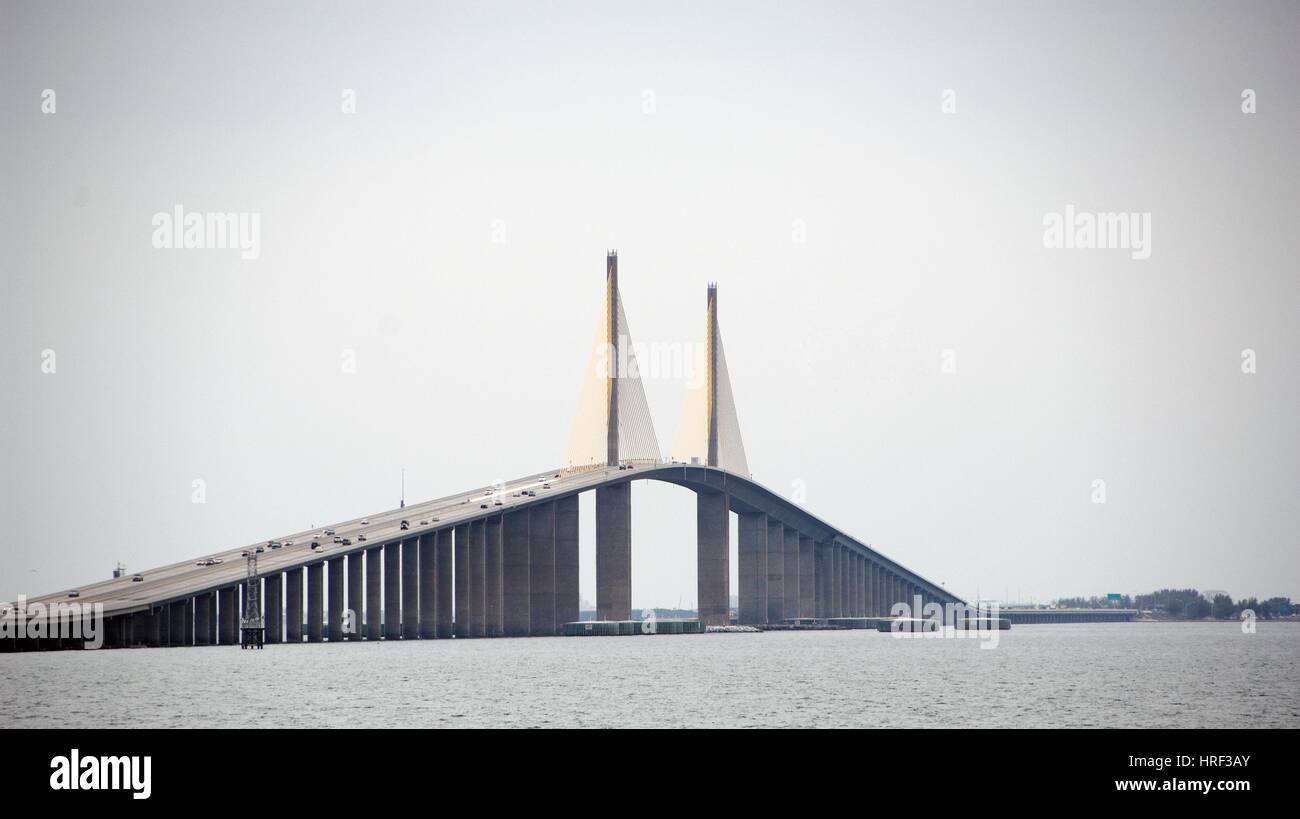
[563,619,705,636]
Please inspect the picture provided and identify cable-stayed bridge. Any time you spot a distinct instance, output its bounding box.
[1,252,963,650]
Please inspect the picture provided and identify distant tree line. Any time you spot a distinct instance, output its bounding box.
[1052,589,1293,620]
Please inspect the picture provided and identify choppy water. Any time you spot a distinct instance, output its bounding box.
[2,622,1297,728]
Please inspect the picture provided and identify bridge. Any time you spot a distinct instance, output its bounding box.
[1,252,963,650]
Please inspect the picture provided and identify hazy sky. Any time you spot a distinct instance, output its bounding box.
[3,0,1297,608]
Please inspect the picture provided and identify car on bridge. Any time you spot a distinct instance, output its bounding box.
[341,538,352,546]
[131,574,143,582]
[67,590,80,598]
[400,520,409,530]
[196,558,223,567]
[357,534,367,542]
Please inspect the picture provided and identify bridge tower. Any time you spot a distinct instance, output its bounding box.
[564,251,661,621]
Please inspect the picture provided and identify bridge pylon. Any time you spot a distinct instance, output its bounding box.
[672,283,748,475]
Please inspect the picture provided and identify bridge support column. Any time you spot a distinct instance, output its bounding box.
[264,573,282,643]
[469,520,486,637]
[384,542,401,640]
[856,555,866,616]
[798,535,815,619]
[696,490,729,626]
[869,562,879,616]
[284,571,302,643]
[195,593,213,645]
[402,538,419,639]
[436,528,454,638]
[148,609,163,647]
[782,525,799,621]
[554,494,580,628]
[218,586,237,644]
[168,601,185,647]
[419,533,436,639]
[842,547,852,617]
[502,510,530,637]
[365,547,382,640]
[738,511,767,625]
[454,523,472,637]
[328,557,345,641]
[596,483,632,621]
[529,502,556,635]
[765,518,784,623]
[485,517,503,637]
[306,562,324,642]
[814,542,827,618]
[344,552,361,640]
[827,544,839,617]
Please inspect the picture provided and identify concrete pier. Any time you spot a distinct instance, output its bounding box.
[454,522,471,638]
[307,562,324,642]
[219,586,238,645]
[346,552,362,640]
[168,601,185,647]
[419,532,436,639]
[529,502,556,636]
[195,592,213,646]
[502,510,530,637]
[402,538,419,639]
[782,525,799,622]
[435,528,453,638]
[328,556,344,641]
[469,520,486,637]
[799,534,815,618]
[554,494,580,629]
[738,511,767,625]
[264,572,282,643]
[384,542,401,640]
[695,490,729,626]
[485,516,503,637]
[365,546,382,640]
[764,518,784,623]
[285,570,303,643]
[595,482,632,621]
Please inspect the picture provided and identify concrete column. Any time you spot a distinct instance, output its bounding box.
[529,502,557,636]
[285,570,303,643]
[738,511,767,625]
[814,542,826,618]
[856,555,865,616]
[696,490,730,626]
[195,593,212,646]
[595,482,632,621]
[264,572,282,643]
[436,528,454,638]
[384,541,402,640]
[328,556,345,641]
[469,519,486,637]
[798,534,815,619]
[842,548,852,618]
[765,518,784,623]
[782,526,799,621]
[365,546,382,640]
[149,609,163,647]
[219,586,238,644]
[454,523,471,637]
[307,562,324,642]
[554,494,580,628]
[419,533,436,639]
[184,597,194,645]
[828,543,839,617]
[131,610,148,648]
[346,552,363,640]
[502,510,530,637]
[168,602,184,647]
[402,538,419,639]
[485,516,503,637]
[871,564,879,616]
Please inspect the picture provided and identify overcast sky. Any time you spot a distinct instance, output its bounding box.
[2,0,1297,608]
